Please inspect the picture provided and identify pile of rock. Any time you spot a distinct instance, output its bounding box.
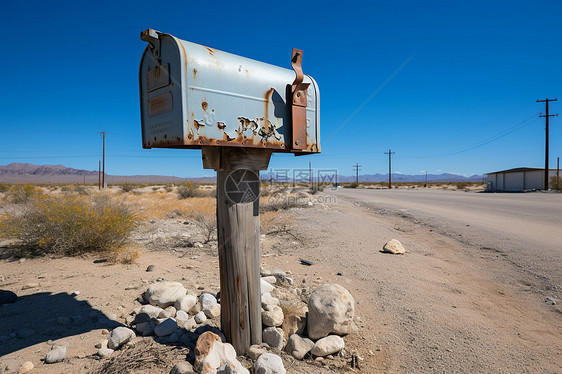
[257,275,354,363]
[83,271,355,373]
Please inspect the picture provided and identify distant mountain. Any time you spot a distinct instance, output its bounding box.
[0,163,484,184]
[261,171,484,183]
[0,163,215,184]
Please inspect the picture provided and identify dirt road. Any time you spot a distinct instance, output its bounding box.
[336,188,562,297]
[288,189,561,373]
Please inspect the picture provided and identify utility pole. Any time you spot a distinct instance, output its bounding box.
[309,160,312,189]
[98,132,107,188]
[537,98,557,190]
[424,170,428,187]
[384,149,395,189]
[352,163,361,184]
[98,160,101,190]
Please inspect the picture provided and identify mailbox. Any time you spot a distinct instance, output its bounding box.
[139,29,320,155]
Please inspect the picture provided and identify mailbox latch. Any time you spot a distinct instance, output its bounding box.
[141,29,162,64]
[290,48,310,151]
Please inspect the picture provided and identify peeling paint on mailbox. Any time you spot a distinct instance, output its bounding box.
[139,29,320,154]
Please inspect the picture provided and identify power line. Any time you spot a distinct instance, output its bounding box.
[352,163,361,184]
[537,98,558,190]
[384,149,395,188]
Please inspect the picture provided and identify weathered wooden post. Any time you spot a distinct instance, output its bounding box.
[203,147,272,351]
[138,29,320,354]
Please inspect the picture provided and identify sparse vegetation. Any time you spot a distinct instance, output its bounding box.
[456,182,469,190]
[260,192,310,212]
[309,184,325,194]
[4,183,43,203]
[549,176,561,191]
[177,182,201,199]
[120,183,134,192]
[0,194,140,256]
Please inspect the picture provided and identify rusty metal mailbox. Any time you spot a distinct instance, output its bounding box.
[139,29,320,155]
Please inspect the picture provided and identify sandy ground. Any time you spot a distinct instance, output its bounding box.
[0,188,560,373]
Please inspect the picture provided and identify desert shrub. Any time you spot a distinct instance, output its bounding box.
[344,182,359,189]
[5,184,42,204]
[0,184,9,193]
[549,176,561,190]
[73,185,87,195]
[61,186,71,192]
[164,185,173,193]
[192,212,216,243]
[182,198,216,243]
[177,182,200,199]
[152,187,160,191]
[261,211,295,235]
[0,194,140,256]
[456,182,469,190]
[260,193,309,212]
[120,183,134,192]
[309,184,325,195]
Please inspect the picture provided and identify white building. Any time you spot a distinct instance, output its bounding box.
[485,168,559,192]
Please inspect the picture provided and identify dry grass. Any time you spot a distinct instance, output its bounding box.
[261,211,294,235]
[0,193,140,257]
[94,340,186,374]
[3,183,43,203]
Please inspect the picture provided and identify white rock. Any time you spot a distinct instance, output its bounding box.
[159,306,177,319]
[194,311,207,324]
[307,284,355,340]
[154,318,178,337]
[97,348,114,358]
[17,361,34,373]
[311,335,345,357]
[194,332,249,374]
[260,279,275,294]
[45,345,66,363]
[261,293,279,307]
[108,327,136,350]
[263,327,285,350]
[144,282,187,308]
[200,293,218,310]
[285,334,314,360]
[262,305,284,327]
[139,304,164,318]
[175,310,189,324]
[254,353,286,374]
[203,304,221,319]
[261,276,277,285]
[382,239,405,254]
[175,295,197,312]
[183,317,197,331]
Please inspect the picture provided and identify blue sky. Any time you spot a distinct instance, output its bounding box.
[1,0,561,178]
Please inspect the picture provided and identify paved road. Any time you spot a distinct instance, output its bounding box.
[335,188,562,292]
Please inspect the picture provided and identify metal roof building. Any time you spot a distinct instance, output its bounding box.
[485,167,558,192]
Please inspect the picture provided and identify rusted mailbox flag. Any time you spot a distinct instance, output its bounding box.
[139,29,320,355]
[139,28,320,157]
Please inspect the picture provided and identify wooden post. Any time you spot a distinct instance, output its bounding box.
[203,147,271,354]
